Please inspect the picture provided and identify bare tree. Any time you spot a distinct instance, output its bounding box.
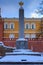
[36,0,43,15]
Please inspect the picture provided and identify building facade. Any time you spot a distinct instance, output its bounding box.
[3,18,42,39]
[0,14,43,52]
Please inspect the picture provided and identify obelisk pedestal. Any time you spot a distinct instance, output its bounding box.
[16,1,28,49]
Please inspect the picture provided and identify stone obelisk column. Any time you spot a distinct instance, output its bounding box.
[19,1,24,38]
[16,1,28,49]
[0,8,1,17]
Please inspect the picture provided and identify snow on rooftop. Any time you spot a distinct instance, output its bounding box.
[4,46,15,49]
[16,38,27,41]
[0,55,43,62]
[0,41,15,49]
[0,41,4,43]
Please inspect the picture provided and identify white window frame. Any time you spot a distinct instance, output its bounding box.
[9,34,15,40]
[25,23,30,29]
[10,23,14,29]
[31,23,36,29]
[4,23,8,29]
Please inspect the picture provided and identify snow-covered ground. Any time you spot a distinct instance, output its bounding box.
[0,55,43,62]
[6,49,40,55]
[0,49,43,63]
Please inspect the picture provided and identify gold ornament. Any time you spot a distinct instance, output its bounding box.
[19,1,24,6]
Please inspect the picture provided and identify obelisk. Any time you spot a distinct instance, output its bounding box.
[19,1,24,38]
[16,1,28,49]
[0,8,1,17]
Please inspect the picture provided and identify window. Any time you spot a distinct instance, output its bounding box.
[32,24,34,29]
[9,34,14,40]
[25,23,30,29]
[4,23,8,29]
[31,23,36,29]
[25,34,30,38]
[31,34,36,38]
[25,34,36,39]
[10,23,14,29]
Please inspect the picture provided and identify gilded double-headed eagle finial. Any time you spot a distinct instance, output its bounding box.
[19,1,24,6]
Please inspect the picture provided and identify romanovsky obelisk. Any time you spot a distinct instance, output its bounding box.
[16,1,28,49]
[19,1,24,38]
[0,8,1,17]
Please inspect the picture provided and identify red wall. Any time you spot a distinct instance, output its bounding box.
[28,38,43,52]
[3,38,16,47]
[3,38,43,52]
[0,18,4,41]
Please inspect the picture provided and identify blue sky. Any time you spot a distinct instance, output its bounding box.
[0,0,43,18]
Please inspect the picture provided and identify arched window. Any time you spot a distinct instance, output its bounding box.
[9,34,14,40]
[31,34,36,38]
[25,34,30,38]
[31,23,36,29]
[25,23,30,29]
[10,23,14,29]
[4,23,8,29]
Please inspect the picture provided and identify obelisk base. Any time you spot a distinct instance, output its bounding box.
[16,38,28,49]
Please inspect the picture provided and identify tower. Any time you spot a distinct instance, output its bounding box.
[16,1,28,49]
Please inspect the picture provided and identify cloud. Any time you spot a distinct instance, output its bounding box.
[31,12,39,18]
[0,0,42,18]
[40,15,43,18]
